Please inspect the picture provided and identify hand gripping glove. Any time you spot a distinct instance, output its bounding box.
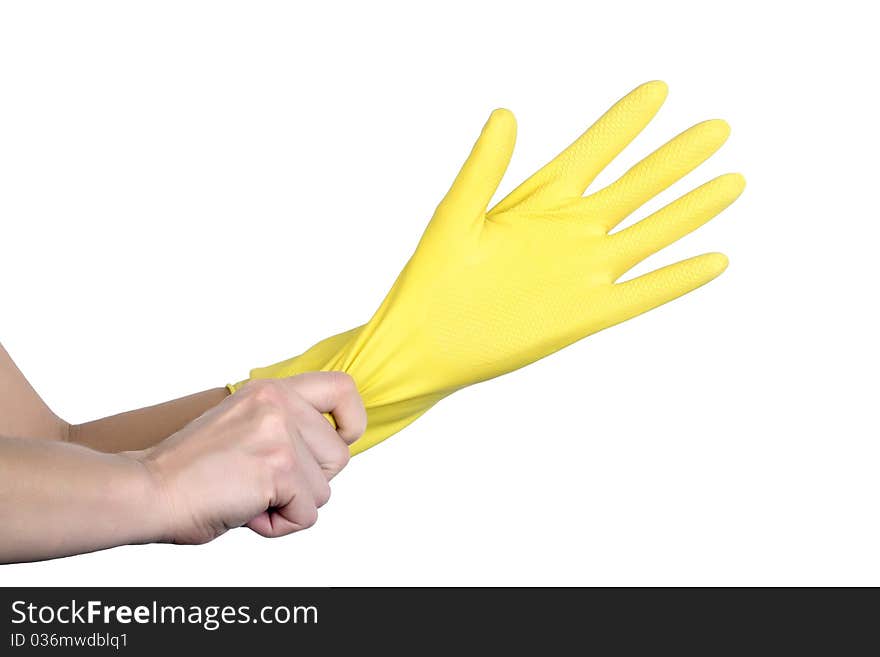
[231,81,744,455]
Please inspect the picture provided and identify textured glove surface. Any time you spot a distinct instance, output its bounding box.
[232,81,744,455]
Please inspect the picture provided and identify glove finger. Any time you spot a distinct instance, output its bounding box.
[491,80,667,213]
[606,252,728,326]
[585,120,731,233]
[607,173,745,278]
[436,108,516,227]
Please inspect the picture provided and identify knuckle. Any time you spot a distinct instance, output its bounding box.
[328,372,367,442]
[315,482,332,507]
[299,505,318,530]
[330,371,358,397]
[346,414,368,443]
[254,406,287,437]
[240,387,295,437]
[242,379,285,408]
[322,442,350,478]
[333,441,351,469]
[266,445,297,475]
[337,416,366,444]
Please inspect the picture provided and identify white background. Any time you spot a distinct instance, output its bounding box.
[1,1,877,586]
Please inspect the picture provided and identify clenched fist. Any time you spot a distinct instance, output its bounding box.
[136,373,366,544]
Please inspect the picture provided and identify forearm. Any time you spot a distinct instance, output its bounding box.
[70,388,229,452]
[2,341,228,451]
[0,435,165,563]
[0,344,67,441]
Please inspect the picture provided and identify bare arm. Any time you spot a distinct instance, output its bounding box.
[0,343,227,451]
[1,375,365,563]
[0,435,163,563]
[69,388,229,452]
[0,343,68,441]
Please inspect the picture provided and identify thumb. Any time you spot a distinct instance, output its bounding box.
[436,108,517,227]
[278,372,367,445]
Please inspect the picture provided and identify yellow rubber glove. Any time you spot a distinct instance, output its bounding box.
[232,81,744,455]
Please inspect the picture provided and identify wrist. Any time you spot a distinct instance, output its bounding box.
[116,449,175,545]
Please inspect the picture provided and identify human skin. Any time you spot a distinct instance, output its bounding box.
[0,343,366,563]
[68,388,232,453]
[0,344,230,452]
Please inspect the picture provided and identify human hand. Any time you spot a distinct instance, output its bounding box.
[233,81,743,455]
[136,373,366,544]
